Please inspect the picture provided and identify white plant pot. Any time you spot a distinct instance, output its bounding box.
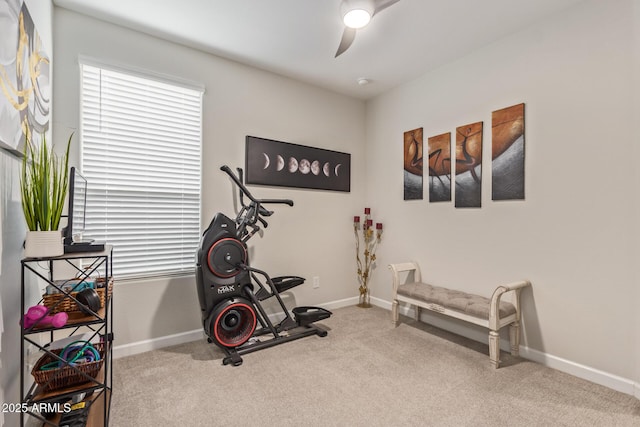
[24,230,64,258]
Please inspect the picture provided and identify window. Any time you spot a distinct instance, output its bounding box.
[80,61,203,279]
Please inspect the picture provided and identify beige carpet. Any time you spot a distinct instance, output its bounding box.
[111,306,640,426]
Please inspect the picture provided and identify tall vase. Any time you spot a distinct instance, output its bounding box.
[358,282,372,308]
[24,230,64,258]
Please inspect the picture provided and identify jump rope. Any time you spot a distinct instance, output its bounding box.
[39,340,101,371]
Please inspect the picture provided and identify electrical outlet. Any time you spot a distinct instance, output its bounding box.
[312,276,320,289]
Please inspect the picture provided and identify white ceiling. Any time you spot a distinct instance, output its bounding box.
[53,0,585,100]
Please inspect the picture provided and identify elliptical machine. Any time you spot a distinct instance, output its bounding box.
[196,165,332,366]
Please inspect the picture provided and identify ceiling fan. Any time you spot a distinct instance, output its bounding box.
[335,0,401,58]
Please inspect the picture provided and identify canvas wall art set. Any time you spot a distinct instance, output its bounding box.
[403,103,525,207]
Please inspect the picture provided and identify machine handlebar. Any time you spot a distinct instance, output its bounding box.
[220,165,294,241]
[220,165,294,207]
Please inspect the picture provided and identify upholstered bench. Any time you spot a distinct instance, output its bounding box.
[389,261,531,368]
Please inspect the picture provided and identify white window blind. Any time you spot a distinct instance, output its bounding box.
[80,63,203,279]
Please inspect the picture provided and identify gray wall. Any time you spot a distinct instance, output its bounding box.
[0,151,27,427]
[366,0,639,394]
[52,8,367,354]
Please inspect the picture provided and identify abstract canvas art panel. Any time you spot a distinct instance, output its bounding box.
[0,0,50,157]
[403,127,423,200]
[245,136,350,192]
[427,132,452,202]
[455,121,483,208]
[492,103,525,200]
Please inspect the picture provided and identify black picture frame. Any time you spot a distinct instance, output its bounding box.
[245,136,351,192]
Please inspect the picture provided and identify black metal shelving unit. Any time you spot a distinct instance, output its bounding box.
[20,246,113,426]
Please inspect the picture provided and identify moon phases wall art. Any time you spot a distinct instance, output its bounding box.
[427,132,452,202]
[403,127,423,200]
[245,136,351,192]
[492,103,525,200]
[455,121,483,208]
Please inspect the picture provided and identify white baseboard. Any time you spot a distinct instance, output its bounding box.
[371,297,639,399]
[518,345,638,396]
[113,329,204,359]
[320,296,359,310]
[113,297,359,359]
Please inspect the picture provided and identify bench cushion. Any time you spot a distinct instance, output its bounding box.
[397,282,516,319]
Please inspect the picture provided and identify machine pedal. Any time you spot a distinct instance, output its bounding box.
[292,306,332,327]
[272,276,305,293]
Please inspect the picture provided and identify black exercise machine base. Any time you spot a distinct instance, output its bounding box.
[221,323,329,366]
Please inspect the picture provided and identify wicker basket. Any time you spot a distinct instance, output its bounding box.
[42,278,113,314]
[31,342,105,391]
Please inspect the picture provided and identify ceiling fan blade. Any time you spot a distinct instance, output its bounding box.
[373,0,400,15]
[335,27,357,58]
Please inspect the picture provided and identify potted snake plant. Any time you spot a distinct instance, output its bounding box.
[21,133,72,258]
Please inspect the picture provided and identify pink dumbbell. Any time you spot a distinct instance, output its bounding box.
[23,305,68,329]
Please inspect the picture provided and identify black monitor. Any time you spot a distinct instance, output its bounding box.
[63,168,105,253]
[64,166,87,245]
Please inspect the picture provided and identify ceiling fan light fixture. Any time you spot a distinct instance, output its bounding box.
[335,0,401,58]
[340,0,375,29]
[343,9,371,29]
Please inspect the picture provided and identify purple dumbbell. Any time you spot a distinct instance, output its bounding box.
[23,305,68,329]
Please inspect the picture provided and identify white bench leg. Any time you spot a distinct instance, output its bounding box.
[489,330,500,369]
[414,305,421,322]
[392,300,399,326]
[509,321,520,357]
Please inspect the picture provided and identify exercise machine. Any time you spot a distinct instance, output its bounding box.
[196,165,332,366]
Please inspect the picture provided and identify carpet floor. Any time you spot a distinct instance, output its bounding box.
[111,305,640,426]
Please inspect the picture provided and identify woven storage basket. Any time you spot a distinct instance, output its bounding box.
[31,342,105,392]
[42,278,113,314]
